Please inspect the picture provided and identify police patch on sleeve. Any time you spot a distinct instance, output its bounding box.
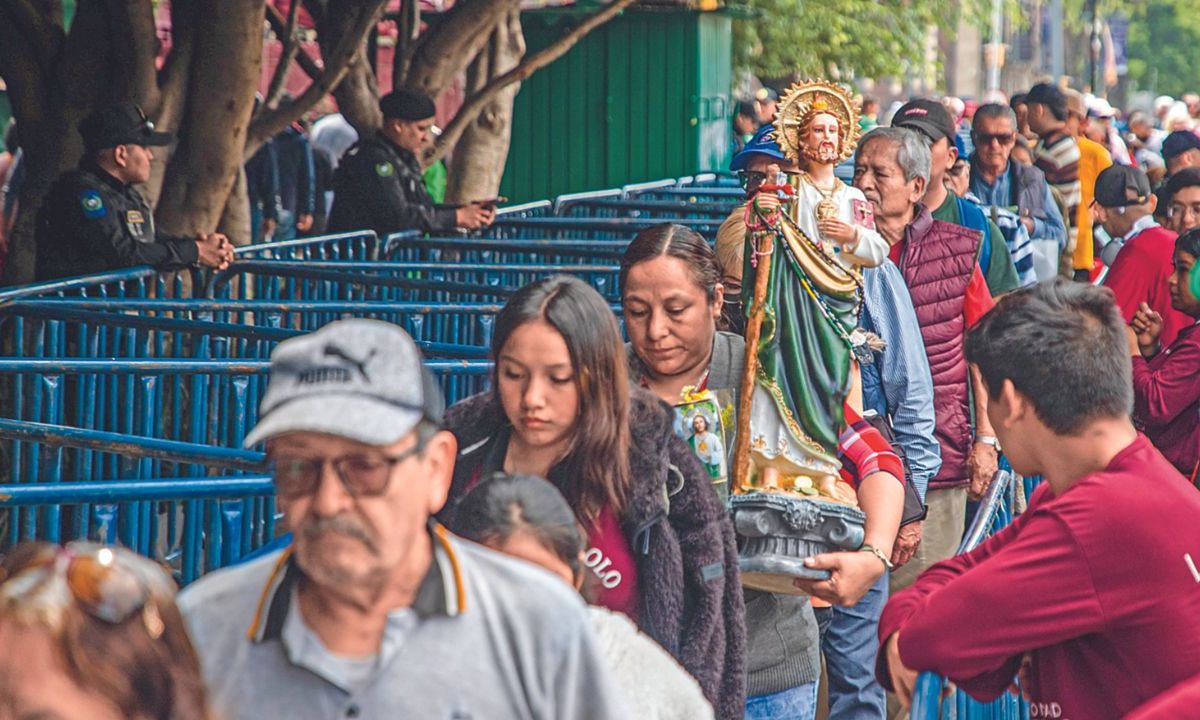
[374,162,395,178]
[79,190,107,219]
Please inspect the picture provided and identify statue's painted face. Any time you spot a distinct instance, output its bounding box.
[802,112,841,164]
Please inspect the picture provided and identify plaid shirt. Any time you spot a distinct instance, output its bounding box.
[837,404,905,489]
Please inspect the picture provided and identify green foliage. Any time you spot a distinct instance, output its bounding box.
[732,0,998,81]
[1124,0,1200,98]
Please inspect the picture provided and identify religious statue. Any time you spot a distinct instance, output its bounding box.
[730,80,884,594]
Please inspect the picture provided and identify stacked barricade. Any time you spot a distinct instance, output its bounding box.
[0,175,740,584]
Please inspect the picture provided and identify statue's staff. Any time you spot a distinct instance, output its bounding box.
[733,180,791,493]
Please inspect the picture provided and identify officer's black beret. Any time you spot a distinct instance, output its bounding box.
[379,89,437,121]
[78,103,174,152]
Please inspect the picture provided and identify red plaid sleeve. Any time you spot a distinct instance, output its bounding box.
[837,404,905,489]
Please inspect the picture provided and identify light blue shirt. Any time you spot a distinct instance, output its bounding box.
[860,260,942,498]
[969,161,1068,250]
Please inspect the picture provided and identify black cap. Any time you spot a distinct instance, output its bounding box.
[78,103,174,152]
[892,99,956,143]
[379,89,436,121]
[735,100,757,118]
[1094,164,1152,208]
[1163,130,1200,164]
[1024,83,1067,118]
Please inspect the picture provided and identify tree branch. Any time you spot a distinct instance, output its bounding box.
[106,0,162,112]
[266,2,324,81]
[245,0,387,157]
[427,0,635,167]
[265,0,303,109]
[392,0,420,86]
[404,0,521,96]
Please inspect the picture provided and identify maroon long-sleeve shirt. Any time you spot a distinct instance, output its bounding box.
[876,435,1200,720]
[1133,320,1200,478]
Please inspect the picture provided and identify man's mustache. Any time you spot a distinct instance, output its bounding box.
[300,515,378,552]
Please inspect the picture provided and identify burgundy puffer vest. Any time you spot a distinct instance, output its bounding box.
[897,206,982,488]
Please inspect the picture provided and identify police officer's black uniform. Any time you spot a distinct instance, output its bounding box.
[326,130,457,237]
[35,104,199,281]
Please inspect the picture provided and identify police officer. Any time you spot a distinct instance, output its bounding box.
[35,103,234,281]
[327,89,495,237]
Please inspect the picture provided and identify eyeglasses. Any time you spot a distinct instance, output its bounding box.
[0,542,174,636]
[738,170,769,191]
[268,440,427,499]
[973,132,1016,146]
[1169,202,1200,219]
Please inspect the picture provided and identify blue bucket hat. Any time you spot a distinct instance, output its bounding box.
[731,124,788,172]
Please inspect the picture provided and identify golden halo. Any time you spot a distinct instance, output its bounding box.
[772,79,862,164]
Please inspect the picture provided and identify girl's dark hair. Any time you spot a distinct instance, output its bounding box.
[1177,226,1200,260]
[491,275,632,521]
[451,473,584,580]
[619,223,721,302]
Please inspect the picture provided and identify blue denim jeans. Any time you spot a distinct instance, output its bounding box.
[744,681,819,720]
[815,572,889,719]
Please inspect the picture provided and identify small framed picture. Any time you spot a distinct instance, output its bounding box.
[672,387,729,502]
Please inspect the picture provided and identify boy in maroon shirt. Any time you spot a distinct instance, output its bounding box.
[876,279,1200,719]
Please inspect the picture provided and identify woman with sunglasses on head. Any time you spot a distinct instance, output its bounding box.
[621,222,907,720]
[452,472,715,720]
[440,275,746,720]
[0,542,210,720]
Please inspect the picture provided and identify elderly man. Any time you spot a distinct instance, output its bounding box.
[854,126,999,591]
[969,103,1068,282]
[179,320,628,719]
[892,98,1023,293]
[1095,165,1192,349]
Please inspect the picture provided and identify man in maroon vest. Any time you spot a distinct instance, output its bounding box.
[853,127,999,601]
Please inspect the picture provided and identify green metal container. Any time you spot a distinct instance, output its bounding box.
[500,6,732,203]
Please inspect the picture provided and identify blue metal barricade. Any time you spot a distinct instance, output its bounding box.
[910,469,1029,720]
[481,216,723,241]
[207,260,622,303]
[556,197,738,221]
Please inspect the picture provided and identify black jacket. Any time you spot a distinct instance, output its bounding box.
[441,390,747,720]
[326,131,456,237]
[35,162,198,281]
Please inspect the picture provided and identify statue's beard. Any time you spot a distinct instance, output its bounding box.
[802,141,838,164]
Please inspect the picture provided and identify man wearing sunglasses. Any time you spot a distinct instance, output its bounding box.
[179,319,627,719]
[35,102,233,281]
[969,103,1068,283]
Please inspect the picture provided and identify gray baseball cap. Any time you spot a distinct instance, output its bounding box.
[244,319,445,448]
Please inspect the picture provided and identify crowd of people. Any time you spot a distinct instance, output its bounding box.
[1,78,1200,719]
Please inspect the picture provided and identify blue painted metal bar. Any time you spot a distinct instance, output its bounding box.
[557,198,737,219]
[0,418,265,472]
[0,476,274,504]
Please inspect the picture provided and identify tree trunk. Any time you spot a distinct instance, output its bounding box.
[318,0,384,138]
[155,4,264,242]
[444,10,524,204]
[0,0,113,285]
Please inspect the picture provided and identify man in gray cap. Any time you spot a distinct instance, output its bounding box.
[180,319,629,719]
[34,102,234,280]
[327,89,495,236]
